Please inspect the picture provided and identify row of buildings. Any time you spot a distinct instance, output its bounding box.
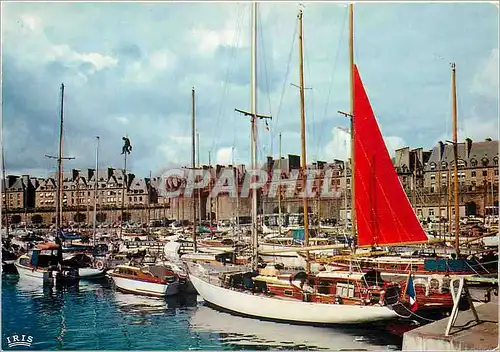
[1,138,498,226]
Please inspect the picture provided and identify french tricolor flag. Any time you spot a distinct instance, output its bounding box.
[406,274,419,312]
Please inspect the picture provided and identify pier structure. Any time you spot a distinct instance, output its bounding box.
[403,277,499,351]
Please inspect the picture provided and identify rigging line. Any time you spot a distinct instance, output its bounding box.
[315,6,348,161]
[257,9,274,159]
[210,3,245,157]
[274,17,298,155]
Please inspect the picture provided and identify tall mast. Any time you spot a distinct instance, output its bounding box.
[56,83,65,235]
[191,87,197,252]
[148,170,152,230]
[197,132,201,223]
[438,147,442,240]
[447,167,452,235]
[344,139,348,232]
[348,3,357,250]
[45,84,74,237]
[250,0,259,270]
[451,63,460,255]
[233,146,240,236]
[298,9,310,273]
[208,150,212,227]
[278,133,282,235]
[1,138,9,238]
[92,136,99,245]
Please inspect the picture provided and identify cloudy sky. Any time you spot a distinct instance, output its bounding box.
[2,1,498,179]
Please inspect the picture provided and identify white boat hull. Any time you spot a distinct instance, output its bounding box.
[110,275,179,297]
[482,235,499,247]
[188,272,398,324]
[14,262,53,283]
[78,268,106,279]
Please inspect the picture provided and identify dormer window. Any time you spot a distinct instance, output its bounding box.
[441,161,448,169]
[470,158,478,167]
[430,162,436,170]
[457,159,466,168]
[481,157,489,167]
[494,156,498,166]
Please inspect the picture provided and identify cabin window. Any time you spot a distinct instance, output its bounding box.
[284,290,294,297]
[336,283,355,298]
[318,280,331,294]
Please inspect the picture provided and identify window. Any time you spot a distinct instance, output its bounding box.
[470,159,478,167]
[494,157,499,166]
[430,174,436,181]
[336,283,355,298]
[134,197,137,202]
[429,209,435,216]
[482,157,489,166]
[430,162,436,170]
[471,171,476,177]
[284,290,294,296]
[495,169,499,176]
[139,197,143,202]
[483,170,488,177]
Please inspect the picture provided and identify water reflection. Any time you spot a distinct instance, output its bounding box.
[190,304,401,351]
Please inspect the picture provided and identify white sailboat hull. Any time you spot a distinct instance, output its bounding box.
[189,273,398,324]
[110,275,179,297]
[78,268,106,279]
[14,262,53,283]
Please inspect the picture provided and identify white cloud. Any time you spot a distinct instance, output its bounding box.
[384,136,407,156]
[216,147,238,165]
[437,116,499,143]
[122,50,176,84]
[115,116,129,125]
[20,14,39,30]
[323,127,350,161]
[471,48,499,99]
[322,126,406,161]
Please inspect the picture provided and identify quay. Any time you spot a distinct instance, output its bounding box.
[403,286,498,351]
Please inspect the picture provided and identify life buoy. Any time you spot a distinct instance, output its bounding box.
[94,260,105,270]
[428,274,443,293]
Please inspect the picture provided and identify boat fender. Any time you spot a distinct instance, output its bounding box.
[335,296,343,305]
[94,260,105,270]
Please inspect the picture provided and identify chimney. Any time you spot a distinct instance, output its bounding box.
[72,169,80,181]
[7,175,18,188]
[438,141,445,160]
[267,156,273,170]
[465,138,473,159]
[87,168,95,182]
[107,167,114,180]
[22,175,29,190]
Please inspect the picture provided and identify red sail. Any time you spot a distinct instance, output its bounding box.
[353,64,428,247]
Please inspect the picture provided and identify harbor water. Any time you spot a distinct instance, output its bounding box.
[2,275,403,350]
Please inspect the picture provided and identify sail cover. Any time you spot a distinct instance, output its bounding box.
[353,64,428,247]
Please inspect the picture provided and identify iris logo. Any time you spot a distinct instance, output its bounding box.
[5,334,33,348]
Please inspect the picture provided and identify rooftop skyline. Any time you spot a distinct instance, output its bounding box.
[2,2,498,179]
